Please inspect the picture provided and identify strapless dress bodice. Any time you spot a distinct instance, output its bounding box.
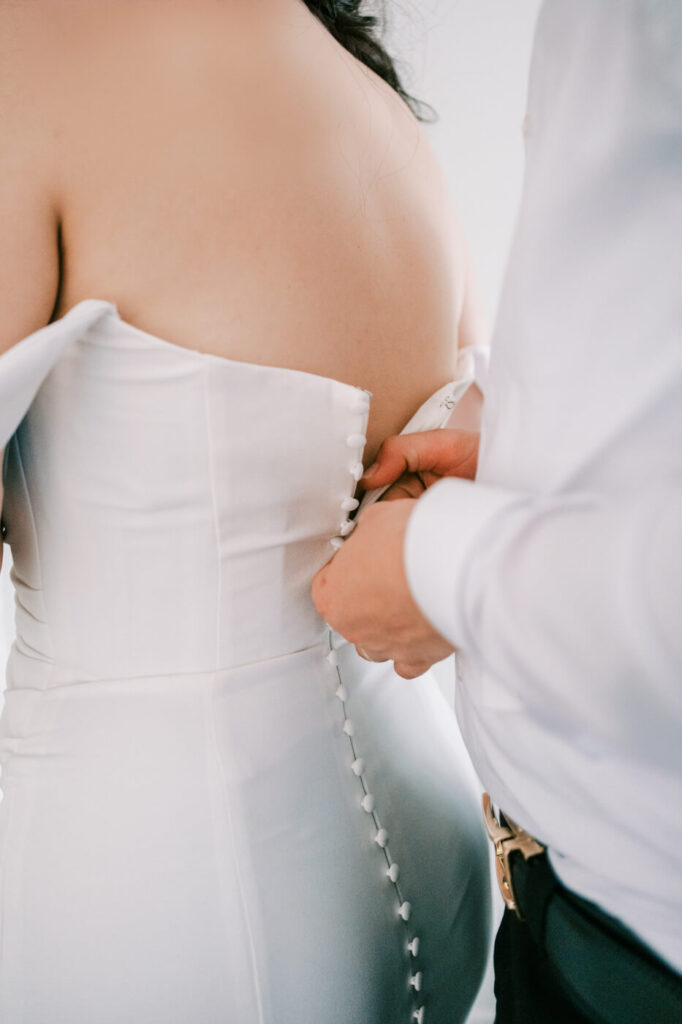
[1,299,475,684]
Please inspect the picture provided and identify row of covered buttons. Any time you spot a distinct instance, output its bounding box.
[330,391,371,551]
[325,638,426,1022]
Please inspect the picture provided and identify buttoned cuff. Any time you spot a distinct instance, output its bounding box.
[403,477,519,648]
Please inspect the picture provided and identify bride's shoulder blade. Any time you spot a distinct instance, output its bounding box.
[2,0,469,460]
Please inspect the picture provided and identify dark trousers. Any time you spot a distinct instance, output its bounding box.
[494,907,594,1024]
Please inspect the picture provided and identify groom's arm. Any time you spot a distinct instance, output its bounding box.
[404,477,682,771]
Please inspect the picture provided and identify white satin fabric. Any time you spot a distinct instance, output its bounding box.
[0,300,490,1024]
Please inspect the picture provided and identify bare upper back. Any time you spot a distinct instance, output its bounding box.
[1,0,475,462]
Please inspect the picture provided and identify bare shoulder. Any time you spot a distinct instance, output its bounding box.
[0,0,63,350]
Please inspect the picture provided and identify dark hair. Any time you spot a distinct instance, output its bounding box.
[302,1,432,122]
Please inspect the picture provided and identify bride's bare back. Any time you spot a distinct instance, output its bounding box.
[0,0,479,472]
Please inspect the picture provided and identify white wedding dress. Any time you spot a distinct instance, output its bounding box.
[0,299,490,1024]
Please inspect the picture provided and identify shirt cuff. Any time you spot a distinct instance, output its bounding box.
[403,477,519,647]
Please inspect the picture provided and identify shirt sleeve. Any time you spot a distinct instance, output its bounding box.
[404,476,682,768]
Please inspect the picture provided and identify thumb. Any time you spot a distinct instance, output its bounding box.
[360,429,479,490]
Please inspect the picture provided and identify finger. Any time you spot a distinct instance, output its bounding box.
[393,659,432,680]
[360,429,479,490]
[380,472,426,502]
[356,646,390,662]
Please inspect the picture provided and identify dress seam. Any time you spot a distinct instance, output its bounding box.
[205,677,267,1024]
[201,362,223,670]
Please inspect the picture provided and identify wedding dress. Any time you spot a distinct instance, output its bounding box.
[0,299,490,1024]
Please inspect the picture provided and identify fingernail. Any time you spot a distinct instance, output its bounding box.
[362,463,378,480]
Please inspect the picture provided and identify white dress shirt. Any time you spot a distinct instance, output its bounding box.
[405,0,682,972]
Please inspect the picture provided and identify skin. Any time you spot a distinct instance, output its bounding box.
[312,426,481,678]
[0,0,483,579]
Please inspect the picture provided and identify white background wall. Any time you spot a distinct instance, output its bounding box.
[387,0,541,319]
[0,2,542,1020]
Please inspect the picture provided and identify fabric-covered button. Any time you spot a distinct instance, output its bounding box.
[407,937,420,957]
[346,433,367,448]
[339,519,356,537]
[361,793,375,813]
[410,972,423,993]
[375,828,389,848]
[398,901,412,922]
[387,863,400,883]
[335,684,348,702]
[351,758,365,776]
[341,496,360,512]
[412,1007,425,1024]
[330,536,344,551]
[342,719,355,737]
[326,649,339,667]
[349,461,364,481]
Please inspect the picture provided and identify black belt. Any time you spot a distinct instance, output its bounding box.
[483,794,682,1024]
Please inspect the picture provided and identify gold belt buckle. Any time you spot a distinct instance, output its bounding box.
[482,793,545,920]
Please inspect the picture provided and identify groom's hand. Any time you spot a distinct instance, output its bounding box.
[311,499,455,679]
[312,428,480,677]
[360,428,479,501]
